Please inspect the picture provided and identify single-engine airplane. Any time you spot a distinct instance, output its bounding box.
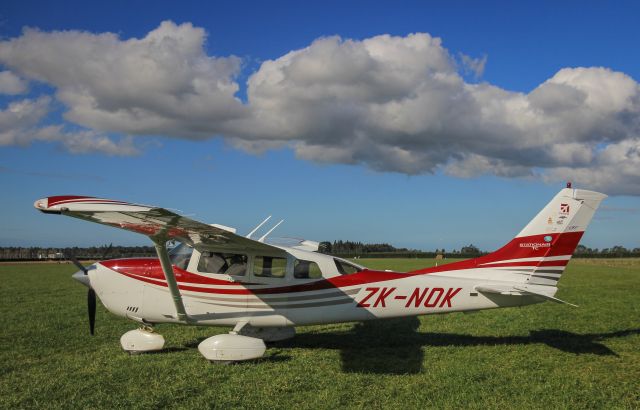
[34,184,606,362]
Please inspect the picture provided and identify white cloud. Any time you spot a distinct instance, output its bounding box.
[0,71,28,94]
[459,53,487,78]
[0,21,245,138]
[1,23,640,194]
[0,97,138,156]
[0,97,50,145]
[31,126,140,156]
[237,36,640,194]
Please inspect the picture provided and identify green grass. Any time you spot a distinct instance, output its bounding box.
[1,259,639,409]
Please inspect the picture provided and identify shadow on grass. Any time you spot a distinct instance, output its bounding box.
[144,346,189,355]
[184,337,208,349]
[278,318,640,374]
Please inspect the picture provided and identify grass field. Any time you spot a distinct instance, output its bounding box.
[1,259,639,409]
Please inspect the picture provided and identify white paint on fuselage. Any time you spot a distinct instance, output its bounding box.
[89,248,548,328]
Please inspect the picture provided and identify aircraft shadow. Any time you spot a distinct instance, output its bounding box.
[143,346,189,355]
[278,319,639,375]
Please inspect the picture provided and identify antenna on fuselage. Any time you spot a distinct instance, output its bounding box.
[258,219,284,243]
[246,215,271,239]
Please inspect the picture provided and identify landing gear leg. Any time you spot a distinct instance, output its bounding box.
[236,325,296,342]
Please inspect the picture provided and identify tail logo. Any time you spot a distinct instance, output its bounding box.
[543,235,552,242]
[560,203,570,214]
[519,242,551,251]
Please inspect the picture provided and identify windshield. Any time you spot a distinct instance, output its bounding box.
[334,258,363,275]
[169,242,193,270]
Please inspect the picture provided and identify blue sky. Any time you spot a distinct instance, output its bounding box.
[1,1,639,251]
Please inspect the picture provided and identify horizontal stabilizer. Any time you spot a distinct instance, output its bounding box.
[475,285,578,307]
[513,286,578,307]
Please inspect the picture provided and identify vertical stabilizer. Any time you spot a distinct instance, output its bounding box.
[473,187,607,285]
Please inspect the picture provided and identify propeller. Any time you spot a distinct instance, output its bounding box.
[66,252,97,336]
[100,243,113,260]
[88,288,96,335]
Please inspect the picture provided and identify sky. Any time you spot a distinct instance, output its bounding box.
[1,1,639,251]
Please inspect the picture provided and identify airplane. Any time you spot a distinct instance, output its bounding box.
[34,184,606,363]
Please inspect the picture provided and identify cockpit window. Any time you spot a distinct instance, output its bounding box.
[198,252,247,276]
[334,258,362,275]
[294,259,322,279]
[169,242,193,270]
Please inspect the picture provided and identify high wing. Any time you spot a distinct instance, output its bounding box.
[34,195,285,256]
[35,195,288,323]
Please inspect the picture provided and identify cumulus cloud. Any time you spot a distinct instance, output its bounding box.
[1,22,640,194]
[237,36,640,194]
[0,71,28,94]
[459,53,487,78]
[0,97,139,156]
[0,21,245,138]
[0,97,51,145]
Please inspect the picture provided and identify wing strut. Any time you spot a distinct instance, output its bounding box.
[153,239,190,323]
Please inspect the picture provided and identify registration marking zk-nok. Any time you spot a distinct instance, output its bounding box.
[357,287,462,308]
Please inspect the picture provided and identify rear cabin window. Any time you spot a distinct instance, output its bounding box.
[198,252,247,276]
[294,259,322,279]
[254,256,287,278]
[334,258,362,275]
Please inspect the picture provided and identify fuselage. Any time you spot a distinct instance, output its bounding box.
[85,245,551,328]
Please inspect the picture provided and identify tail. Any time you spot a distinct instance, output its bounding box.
[472,186,607,285]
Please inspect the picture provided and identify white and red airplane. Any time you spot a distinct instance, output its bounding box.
[34,184,606,362]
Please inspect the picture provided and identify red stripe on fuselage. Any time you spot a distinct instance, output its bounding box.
[410,231,582,274]
[101,231,581,295]
[102,258,407,294]
[478,260,569,268]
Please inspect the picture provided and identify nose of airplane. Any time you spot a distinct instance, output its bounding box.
[72,270,91,288]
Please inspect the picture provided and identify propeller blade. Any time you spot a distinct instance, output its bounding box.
[65,252,88,275]
[88,288,96,335]
[101,243,113,260]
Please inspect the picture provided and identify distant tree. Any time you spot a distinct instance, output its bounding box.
[611,245,630,257]
[460,244,480,255]
[575,244,588,254]
[318,241,332,254]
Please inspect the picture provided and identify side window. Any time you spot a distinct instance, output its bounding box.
[294,259,323,279]
[334,258,362,275]
[169,242,193,270]
[254,256,287,278]
[198,252,247,276]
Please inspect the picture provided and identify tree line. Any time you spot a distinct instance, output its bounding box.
[0,245,155,261]
[320,241,487,258]
[1,242,639,261]
[319,240,640,258]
